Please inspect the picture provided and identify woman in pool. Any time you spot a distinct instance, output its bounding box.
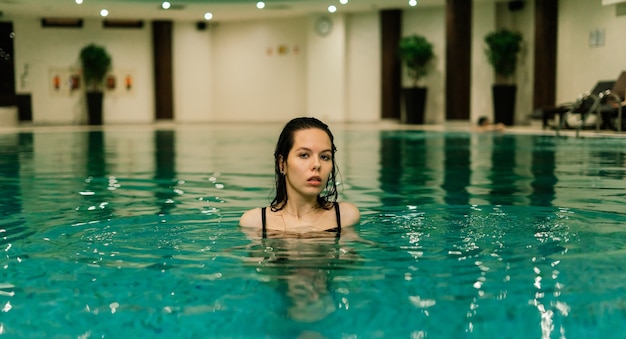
[239,117,360,238]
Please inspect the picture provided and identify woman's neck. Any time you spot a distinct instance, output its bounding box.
[282,199,319,219]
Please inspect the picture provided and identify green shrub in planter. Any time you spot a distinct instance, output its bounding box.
[79,44,111,125]
[80,44,112,91]
[397,34,434,124]
[398,34,434,87]
[484,29,522,81]
[484,29,523,126]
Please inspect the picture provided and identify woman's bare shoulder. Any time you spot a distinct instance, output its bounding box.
[239,207,263,228]
[338,201,360,227]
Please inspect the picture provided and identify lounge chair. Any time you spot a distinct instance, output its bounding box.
[538,80,615,130]
[554,80,615,135]
[598,71,626,132]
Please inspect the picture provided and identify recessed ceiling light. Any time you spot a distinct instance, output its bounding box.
[204,12,213,20]
[409,0,418,6]
[340,0,349,4]
[100,9,109,17]
[256,2,265,9]
[328,5,337,13]
[162,2,171,10]
[75,0,83,4]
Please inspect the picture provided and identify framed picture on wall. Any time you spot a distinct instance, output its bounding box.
[49,68,81,96]
[105,69,136,96]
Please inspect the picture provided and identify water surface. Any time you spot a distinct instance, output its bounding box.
[0,126,625,338]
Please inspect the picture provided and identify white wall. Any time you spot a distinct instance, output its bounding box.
[7,1,626,126]
[511,2,535,126]
[488,1,535,126]
[471,2,496,125]
[13,17,153,125]
[10,13,381,125]
[173,22,213,123]
[402,2,534,126]
[557,0,626,103]
[602,0,626,5]
[470,1,535,126]
[403,6,446,124]
[211,18,307,123]
[306,15,347,123]
[345,12,381,123]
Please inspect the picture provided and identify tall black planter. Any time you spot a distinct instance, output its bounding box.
[403,87,427,124]
[86,91,103,125]
[492,84,516,126]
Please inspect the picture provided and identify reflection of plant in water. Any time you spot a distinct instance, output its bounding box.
[243,237,362,323]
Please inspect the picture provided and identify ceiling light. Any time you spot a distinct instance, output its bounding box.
[409,0,418,6]
[328,5,337,13]
[204,12,213,21]
[340,0,349,4]
[162,2,171,10]
[256,2,265,9]
[75,0,83,4]
[100,9,109,17]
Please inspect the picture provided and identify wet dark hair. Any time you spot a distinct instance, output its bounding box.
[478,116,489,126]
[270,117,338,212]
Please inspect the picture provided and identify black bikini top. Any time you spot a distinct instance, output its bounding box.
[261,202,341,239]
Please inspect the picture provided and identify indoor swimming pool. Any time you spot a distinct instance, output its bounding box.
[0,124,625,338]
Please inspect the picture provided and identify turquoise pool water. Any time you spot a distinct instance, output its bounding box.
[0,125,625,338]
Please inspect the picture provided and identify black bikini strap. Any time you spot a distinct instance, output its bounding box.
[261,207,267,239]
[334,202,341,238]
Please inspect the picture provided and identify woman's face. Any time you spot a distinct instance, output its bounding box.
[282,128,333,199]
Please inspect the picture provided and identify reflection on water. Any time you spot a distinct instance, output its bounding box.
[244,236,361,324]
[84,131,114,221]
[2,127,624,220]
[87,131,106,178]
[154,130,177,215]
[529,136,558,206]
[1,127,625,254]
[0,133,32,245]
[379,131,438,206]
[375,131,624,213]
[443,134,471,205]
[0,126,626,337]
[1,127,625,246]
[487,134,516,203]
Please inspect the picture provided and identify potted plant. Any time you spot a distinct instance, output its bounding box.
[398,34,434,124]
[80,43,111,125]
[484,29,522,126]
